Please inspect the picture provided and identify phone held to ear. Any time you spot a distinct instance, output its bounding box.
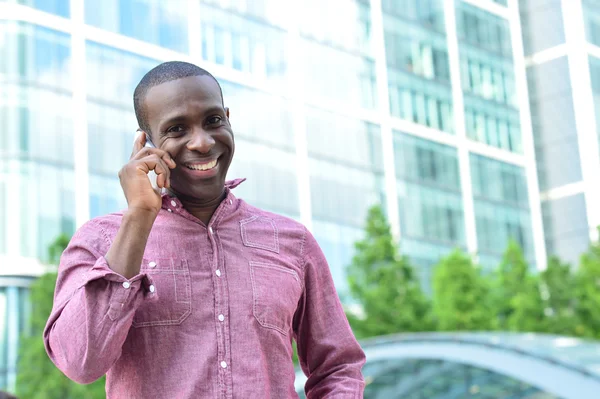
[140,130,160,191]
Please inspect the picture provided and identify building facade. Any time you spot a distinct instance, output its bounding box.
[0,0,545,392]
[521,0,600,264]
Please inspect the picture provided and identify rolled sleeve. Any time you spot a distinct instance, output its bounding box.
[44,220,155,384]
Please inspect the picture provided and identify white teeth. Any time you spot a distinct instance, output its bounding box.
[187,160,217,171]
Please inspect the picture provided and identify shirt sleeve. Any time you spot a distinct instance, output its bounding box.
[43,219,156,384]
[293,227,366,399]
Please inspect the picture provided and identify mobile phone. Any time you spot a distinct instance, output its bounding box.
[141,130,160,191]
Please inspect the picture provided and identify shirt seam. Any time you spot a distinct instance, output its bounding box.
[89,219,113,250]
[298,226,308,273]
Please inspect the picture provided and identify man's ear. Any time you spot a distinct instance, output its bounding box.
[225,107,230,119]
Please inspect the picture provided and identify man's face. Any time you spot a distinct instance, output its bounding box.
[144,75,234,203]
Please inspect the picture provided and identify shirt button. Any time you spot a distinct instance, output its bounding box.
[209,227,214,234]
[170,200,177,207]
[149,285,156,293]
[229,199,232,205]
[167,209,172,213]
[220,361,227,369]
[122,282,131,289]
[215,269,221,277]
[148,261,157,268]
[218,314,225,322]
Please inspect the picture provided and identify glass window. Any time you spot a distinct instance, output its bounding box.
[470,154,529,207]
[228,139,300,218]
[382,0,445,33]
[475,200,535,264]
[388,70,454,133]
[200,4,288,85]
[199,0,290,29]
[584,1,600,46]
[301,39,377,109]
[460,48,516,106]
[456,2,512,58]
[85,0,188,53]
[86,41,159,106]
[1,0,70,17]
[299,0,373,57]
[384,17,450,83]
[394,132,465,248]
[0,284,32,392]
[470,154,534,262]
[464,98,522,153]
[305,107,383,171]
[0,22,74,260]
[85,42,159,216]
[221,82,295,150]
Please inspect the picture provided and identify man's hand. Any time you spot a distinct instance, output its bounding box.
[118,131,177,215]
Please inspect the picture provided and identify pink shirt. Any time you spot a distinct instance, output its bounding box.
[43,179,365,398]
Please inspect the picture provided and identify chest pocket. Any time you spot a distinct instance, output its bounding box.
[250,261,303,336]
[132,258,192,328]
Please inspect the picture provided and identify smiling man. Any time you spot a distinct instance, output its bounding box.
[43,61,366,398]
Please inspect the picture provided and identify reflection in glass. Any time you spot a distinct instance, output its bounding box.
[470,154,534,267]
[301,39,377,109]
[0,22,75,260]
[299,0,373,56]
[85,0,188,52]
[1,0,70,17]
[200,4,288,85]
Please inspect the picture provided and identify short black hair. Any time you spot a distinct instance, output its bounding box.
[133,61,223,134]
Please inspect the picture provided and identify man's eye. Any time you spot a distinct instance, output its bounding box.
[167,125,185,134]
[207,116,222,125]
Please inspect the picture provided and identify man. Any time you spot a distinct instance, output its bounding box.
[44,61,365,398]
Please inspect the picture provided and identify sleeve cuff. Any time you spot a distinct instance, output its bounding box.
[79,256,158,320]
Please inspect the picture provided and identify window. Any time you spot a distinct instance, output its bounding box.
[457,2,512,58]
[200,4,288,85]
[85,0,188,52]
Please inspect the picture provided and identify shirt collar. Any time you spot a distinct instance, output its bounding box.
[160,178,245,216]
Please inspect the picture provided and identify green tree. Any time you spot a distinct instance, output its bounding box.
[432,250,494,331]
[346,205,434,338]
[540,256,578,336]
[573,231,600,339]
[16,235,106,399]
[493,240,545,332]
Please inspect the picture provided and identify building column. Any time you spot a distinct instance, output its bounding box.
[562,0,600,242]
[508,0,548,269]
[443,0,479,255]
[370,0,401,240]
[71,0,90,227]
[286,2,313,230]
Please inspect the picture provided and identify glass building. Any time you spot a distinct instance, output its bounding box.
[522,0,600,264]
[295,332,600,398]
[0,0,547,392]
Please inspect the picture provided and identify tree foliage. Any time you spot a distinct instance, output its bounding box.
[573,230,600,339]
[432,250,495,331]
[540,256,579,336]
[346,205,434,338]
[16,235,106,399]
[493,241,545,332]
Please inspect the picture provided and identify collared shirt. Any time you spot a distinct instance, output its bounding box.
[44,179,366,398]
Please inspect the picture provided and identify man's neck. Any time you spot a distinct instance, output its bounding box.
[176,190,227,225]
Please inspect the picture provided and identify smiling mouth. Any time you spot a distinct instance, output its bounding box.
[184,159,218,171]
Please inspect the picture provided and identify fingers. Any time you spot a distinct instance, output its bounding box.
[138,154,172,189]
[132,144,176,169]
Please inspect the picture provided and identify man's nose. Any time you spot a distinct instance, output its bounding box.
[186,128,216,153]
